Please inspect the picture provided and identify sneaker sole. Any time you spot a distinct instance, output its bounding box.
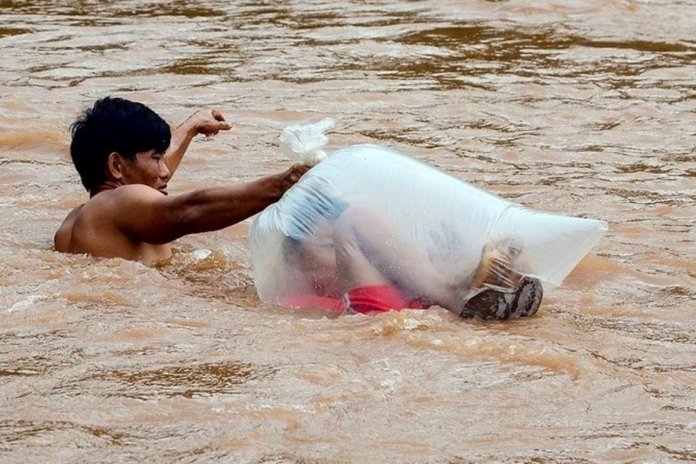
[460,276,543,321]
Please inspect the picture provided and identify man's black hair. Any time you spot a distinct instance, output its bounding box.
[69,97,171,191]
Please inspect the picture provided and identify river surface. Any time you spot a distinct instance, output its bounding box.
[1,1,695,463]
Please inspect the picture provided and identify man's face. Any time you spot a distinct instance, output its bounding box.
[121,150,171,194]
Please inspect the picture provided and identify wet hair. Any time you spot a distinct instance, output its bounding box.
[69,97,171,191]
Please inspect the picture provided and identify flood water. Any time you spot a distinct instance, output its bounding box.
[1,1,695,462]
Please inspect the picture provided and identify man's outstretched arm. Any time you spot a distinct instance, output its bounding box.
[164,109,231,178]
[112,164,309,245]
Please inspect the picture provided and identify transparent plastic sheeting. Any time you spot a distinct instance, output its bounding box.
[250,144,608,309]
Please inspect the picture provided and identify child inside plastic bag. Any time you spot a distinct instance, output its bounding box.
[250,121,607,321]
[280,194,543,320]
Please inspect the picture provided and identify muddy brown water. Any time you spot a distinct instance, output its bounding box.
[1,1,695,463]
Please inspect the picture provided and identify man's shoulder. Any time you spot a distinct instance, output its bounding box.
[102,184,162,199]
[54,184,167,254]
[69,186,163,230]
[86,184,163,209]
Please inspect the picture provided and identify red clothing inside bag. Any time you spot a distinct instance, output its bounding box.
[281,285,428,314]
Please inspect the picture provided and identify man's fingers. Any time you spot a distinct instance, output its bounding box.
[284,164,309,183]
[210,109,231,130]
[278,165,310,193]
[293,164,310,175]
[212,109,230,124]
[291,164,310,180]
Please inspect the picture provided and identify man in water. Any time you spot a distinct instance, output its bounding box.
[55,97,308,264]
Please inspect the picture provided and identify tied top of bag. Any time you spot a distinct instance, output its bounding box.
[279,118,336,167]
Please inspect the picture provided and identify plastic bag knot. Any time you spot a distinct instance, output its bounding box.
[279,118,335,166]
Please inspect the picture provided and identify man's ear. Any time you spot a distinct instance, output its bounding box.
[107,152,125,180]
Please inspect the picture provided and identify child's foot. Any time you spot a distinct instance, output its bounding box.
[459,276,543,321]
[468,238,524,292]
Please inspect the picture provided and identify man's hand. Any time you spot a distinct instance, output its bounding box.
[165,109,231,177]
[189,109,231,136]
[279,164,310,193]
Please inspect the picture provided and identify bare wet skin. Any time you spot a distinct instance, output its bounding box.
[1,1,695,463]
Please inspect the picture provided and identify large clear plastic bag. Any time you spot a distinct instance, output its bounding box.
[250,124,608,313]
